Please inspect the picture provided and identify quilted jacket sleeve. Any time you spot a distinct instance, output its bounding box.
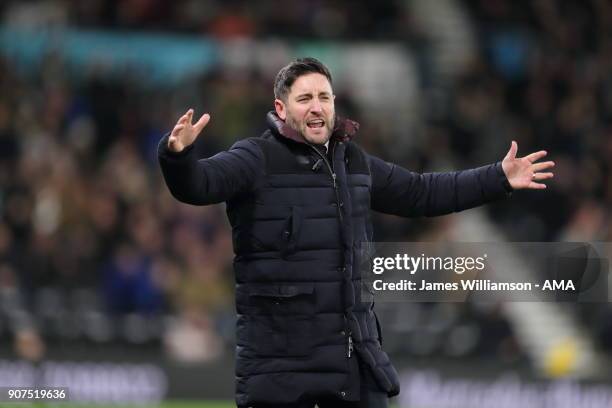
[368,153,512,217]
[158,133,264,205]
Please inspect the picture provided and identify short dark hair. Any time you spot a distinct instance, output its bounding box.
[273,57,333,101]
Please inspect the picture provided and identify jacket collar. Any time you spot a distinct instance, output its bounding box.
[266,111,359,144]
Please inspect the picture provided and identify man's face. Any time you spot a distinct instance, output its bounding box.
[274,73,335,145]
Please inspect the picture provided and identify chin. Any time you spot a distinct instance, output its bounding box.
[304,131,330,145]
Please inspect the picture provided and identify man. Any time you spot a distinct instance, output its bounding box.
[158,58,554,408]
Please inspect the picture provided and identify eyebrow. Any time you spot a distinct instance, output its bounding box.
[295,91,332,99]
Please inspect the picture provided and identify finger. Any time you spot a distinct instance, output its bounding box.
[532,161,555,172]
[171,124,185,136]
[505,140,518,160]
[525,150,547,163]
[177,114,190,125]
[187,108,194,119]
[527,182,547,189]
[193,113,211,134]
[532,172,554,180]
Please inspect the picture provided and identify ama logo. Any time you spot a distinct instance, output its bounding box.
[542,280,576,291]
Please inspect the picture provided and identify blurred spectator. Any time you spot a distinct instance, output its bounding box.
[102,241,164,315]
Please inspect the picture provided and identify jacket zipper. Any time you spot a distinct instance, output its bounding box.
[309,143,336,185]
[310,142,352,359]
[308,143,342,222]
[342,314,354,359]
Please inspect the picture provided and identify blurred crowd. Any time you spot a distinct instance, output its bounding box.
[0,0,611,364]
[459,0,612,243]
[1,0,414,40]
[458,0,612,355]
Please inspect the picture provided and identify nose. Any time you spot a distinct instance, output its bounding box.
[309,98,323,113]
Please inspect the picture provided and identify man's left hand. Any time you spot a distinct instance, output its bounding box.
[502,141,555,190]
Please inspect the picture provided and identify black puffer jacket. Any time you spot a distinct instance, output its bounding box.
[158,112,511,406]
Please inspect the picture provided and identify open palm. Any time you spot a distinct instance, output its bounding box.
[168,108,211,153]
[502,141,554,190]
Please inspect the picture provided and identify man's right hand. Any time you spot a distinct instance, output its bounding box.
[168,108,211,153]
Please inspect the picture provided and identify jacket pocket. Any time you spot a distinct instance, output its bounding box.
[248,283,315,357]
[280,206,303,258]
[236,206,303,254]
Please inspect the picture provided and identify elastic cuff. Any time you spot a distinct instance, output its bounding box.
[494,162,514,195]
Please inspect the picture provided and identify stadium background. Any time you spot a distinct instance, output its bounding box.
[0,0,611,407]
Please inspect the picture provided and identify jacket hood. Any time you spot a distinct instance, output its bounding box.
[266,111,359,144]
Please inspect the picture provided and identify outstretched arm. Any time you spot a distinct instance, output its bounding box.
[369,141,554,217]
[158,109,264,205]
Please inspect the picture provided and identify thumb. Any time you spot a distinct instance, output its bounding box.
[167,135,183,152]
[193,113,211,134]
[505,140,518,160]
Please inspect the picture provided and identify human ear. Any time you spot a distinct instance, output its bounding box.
[274,99,287,120]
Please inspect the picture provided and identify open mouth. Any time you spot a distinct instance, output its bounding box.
[306,119,325,128]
